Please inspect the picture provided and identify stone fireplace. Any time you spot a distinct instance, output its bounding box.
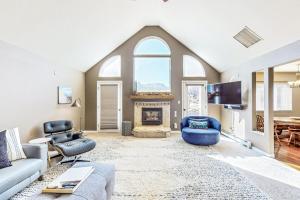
[133,101,171,138]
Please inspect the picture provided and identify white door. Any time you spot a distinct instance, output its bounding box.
[97,81,122,132]
[182,81,207,117]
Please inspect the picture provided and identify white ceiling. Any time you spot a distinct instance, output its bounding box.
[0,0,300,72]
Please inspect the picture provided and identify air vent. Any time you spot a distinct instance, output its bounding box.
[233,26,262,48]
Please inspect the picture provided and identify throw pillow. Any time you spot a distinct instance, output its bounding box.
[190,118,208,122]
[5,128,26,161]
[189,120,208,129]
[0,130,12,169]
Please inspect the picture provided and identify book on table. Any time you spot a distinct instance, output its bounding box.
[42,166,94,194]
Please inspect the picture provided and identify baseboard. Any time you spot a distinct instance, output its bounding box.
[221,131,275,157]
[252,146,275,158]
[221,131,252,149]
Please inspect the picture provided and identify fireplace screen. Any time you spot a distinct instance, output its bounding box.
[142,108,163,125]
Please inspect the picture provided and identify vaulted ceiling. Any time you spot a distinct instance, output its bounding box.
[0,0,299,72]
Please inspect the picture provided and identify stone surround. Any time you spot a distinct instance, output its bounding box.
[133,101,171,138]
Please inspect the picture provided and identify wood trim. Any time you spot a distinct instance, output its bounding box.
[130,93,175,100]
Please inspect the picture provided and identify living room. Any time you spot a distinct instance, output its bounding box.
[1,1,300,200]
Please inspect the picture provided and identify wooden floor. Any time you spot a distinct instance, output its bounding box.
[275,138,300,170]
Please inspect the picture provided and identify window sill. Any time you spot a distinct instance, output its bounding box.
[251,130,264,136]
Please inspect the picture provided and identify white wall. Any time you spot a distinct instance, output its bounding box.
[221,40,300,154]
[0,40,85,142]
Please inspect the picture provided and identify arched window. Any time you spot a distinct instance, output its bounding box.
[99,56,121,77]
[134,37,171,92]
[183,55,206,77]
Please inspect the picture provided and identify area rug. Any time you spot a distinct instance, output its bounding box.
[12,133,270,200]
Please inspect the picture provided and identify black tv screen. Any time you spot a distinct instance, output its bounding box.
[207,81,242,105]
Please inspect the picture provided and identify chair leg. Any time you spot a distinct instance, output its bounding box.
[288,132,293,146]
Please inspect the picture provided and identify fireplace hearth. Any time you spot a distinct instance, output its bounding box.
[142,107,162,125]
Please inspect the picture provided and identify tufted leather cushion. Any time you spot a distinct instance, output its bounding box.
[44,120,73,134]
[53,138,96,157]
[50,132,73,144]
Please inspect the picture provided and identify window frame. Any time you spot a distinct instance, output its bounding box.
[133,36,172,93]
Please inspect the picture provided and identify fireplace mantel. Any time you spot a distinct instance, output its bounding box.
[130,93,175,101]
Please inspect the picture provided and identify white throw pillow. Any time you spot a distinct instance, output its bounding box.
[5,128,26,161]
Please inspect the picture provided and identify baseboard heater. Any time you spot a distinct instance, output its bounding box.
[224,104,247,110]
[221,131,252,149]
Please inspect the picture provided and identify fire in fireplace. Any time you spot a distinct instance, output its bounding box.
[142,107,163,125]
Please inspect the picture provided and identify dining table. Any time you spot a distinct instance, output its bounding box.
[274,117,300,145]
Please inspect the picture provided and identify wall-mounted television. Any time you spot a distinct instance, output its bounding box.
[207,81,242,105]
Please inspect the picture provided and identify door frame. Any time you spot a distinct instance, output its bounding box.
[182,80,208,118]
[97,81,123,133]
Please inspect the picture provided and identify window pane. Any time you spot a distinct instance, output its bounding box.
[274,83,292,110]
[134,57,170,92]
[134,38,171,55]
[256,83,264,111]
[183,55,206,77]
[99,56,121,77]
[256,82,292,111]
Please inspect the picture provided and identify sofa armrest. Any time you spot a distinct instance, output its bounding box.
[180,117,190,131]
[209,118,221,131]
[22,144,48,174]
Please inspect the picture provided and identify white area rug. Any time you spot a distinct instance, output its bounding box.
[13,133,270,200]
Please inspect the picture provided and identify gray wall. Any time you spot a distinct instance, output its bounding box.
[221,40,300,154]
[0,40,85,142]
[85,26,220,130]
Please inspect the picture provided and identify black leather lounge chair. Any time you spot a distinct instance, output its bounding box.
[43,120,96,165]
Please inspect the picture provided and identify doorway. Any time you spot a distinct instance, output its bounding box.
[182,81,208,118]
[97,81,122,132]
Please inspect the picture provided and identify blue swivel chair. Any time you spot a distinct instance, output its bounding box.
[181,116,221,146]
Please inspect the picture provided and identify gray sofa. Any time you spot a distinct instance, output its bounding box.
[0,144,48,200]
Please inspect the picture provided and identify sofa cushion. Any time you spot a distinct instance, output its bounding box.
[5,128,27,161]
[0,130,11,169]
[182,127,220,136]
[0,158,42,193]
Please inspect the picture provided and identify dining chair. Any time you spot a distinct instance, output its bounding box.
[288,126,300,146]
[256,115,264,132]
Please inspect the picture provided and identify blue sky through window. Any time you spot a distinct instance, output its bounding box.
[135,38,170,55]
[134,37,171,92]
[135,57,170,92]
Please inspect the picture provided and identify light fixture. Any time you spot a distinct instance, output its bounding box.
[71,98,82,131]
[288,64,300,88]
[233,26,262,48]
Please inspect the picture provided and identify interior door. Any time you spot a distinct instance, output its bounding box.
[182,81,207,117]
[97,82,122,132]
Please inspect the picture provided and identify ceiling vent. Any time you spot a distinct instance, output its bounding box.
[233,26,262,48]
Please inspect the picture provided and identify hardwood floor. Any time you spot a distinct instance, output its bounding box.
[275,138,300,170]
